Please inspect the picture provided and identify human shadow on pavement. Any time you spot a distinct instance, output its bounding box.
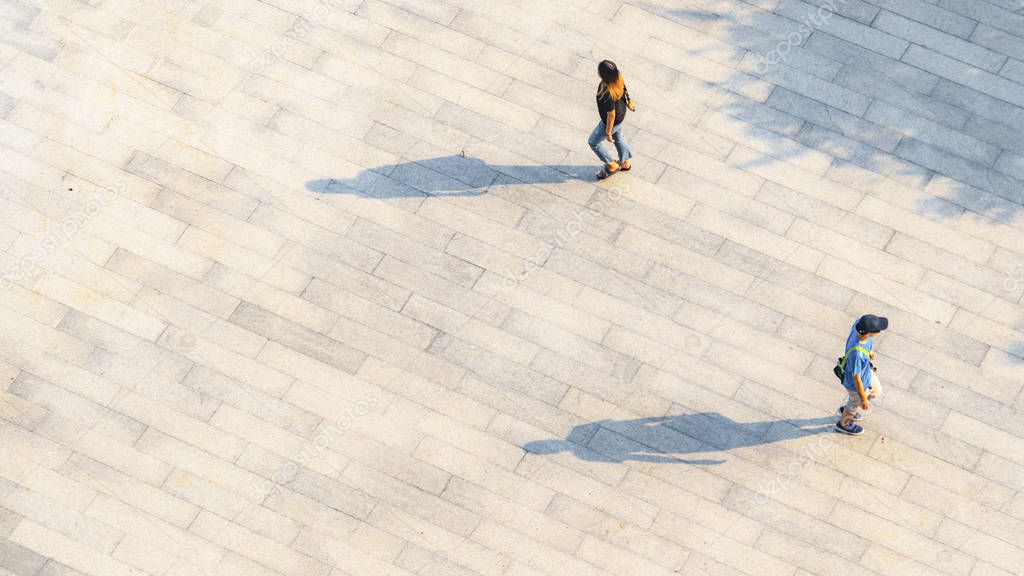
[307,155,596,198]
[524,413,834,465]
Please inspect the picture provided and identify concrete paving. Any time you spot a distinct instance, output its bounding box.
[1,0,1023,574]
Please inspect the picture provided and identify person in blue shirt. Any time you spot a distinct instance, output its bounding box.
[835,314,888,435]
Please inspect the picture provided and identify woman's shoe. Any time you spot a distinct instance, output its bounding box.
[597,162,620,180]
[834,420,864,435]
[619,160,631,171]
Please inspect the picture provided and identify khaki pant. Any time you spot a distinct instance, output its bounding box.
[844,373,882,417]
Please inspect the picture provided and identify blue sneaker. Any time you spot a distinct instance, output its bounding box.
[834,420,864,435]
[837,406,863,421]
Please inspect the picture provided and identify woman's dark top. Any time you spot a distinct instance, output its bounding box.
[597,83,627,126]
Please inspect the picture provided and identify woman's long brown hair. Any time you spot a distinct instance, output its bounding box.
[598,60,626,101]
[598,75,626,101]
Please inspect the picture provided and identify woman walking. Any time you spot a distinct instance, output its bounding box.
[589,60,634,180]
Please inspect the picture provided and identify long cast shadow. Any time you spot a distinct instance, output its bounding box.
[524,412,834,465]
[307,155,597,198]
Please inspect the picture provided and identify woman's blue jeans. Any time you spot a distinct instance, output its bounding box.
[588,121,632,166]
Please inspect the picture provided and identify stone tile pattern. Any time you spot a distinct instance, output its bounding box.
[0,0,1023,575]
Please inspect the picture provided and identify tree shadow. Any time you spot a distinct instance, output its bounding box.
[647,2,1024,224]
[306,155,597,198]
[523,412,834,465]
[637,0,1024,360]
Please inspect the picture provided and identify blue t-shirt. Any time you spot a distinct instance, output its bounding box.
[842,324,874,392]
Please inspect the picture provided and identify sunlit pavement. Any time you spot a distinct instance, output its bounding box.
[0,1,1023,575]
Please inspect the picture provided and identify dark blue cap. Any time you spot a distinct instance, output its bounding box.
[856,314,889,334]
